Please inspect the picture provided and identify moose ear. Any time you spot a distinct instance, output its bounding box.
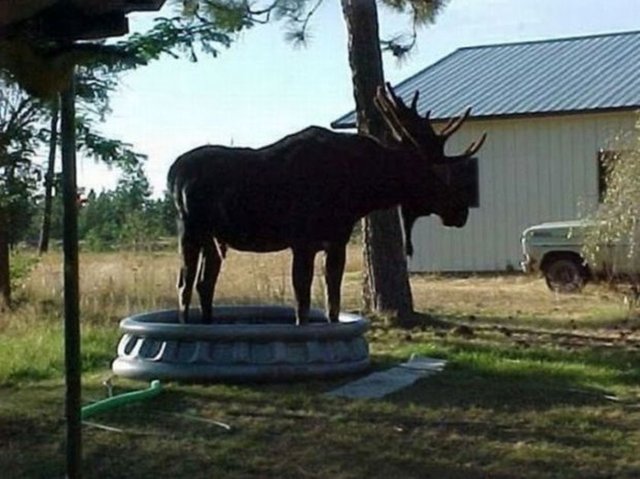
[400,207,419,257]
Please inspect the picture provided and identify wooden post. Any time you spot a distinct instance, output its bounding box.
[60,71,82,479]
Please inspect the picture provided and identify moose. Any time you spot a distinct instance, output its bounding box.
[168,84,486,325]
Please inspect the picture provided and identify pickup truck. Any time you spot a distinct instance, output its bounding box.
[520,220,636,293]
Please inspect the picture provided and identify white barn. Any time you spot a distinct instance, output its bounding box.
[332,31,640,272]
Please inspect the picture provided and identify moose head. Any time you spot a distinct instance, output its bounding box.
[374,83,486,255]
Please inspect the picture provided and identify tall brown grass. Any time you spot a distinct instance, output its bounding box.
[15,246,364,325]
[4,243,631,331]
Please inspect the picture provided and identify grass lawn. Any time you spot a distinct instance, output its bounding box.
[1,248,639,478]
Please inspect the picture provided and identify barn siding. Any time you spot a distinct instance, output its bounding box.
[409,111,638,272]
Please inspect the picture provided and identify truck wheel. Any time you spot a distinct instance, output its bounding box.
[543,258,586,293]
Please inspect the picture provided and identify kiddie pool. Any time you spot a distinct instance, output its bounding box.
[112,306,370,382]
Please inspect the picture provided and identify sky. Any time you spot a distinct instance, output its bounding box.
[76,0,640,196]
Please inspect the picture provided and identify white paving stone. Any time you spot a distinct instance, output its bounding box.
[326,355,447,399]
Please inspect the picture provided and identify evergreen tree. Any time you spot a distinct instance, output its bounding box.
[0,80,46,306]
[76,165,175,251]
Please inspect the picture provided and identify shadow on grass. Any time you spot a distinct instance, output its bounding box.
[0,383,66,478]
[379,352,611,411]
[0,415,65,478]
[1,369,637,479]
[84,369,635,478]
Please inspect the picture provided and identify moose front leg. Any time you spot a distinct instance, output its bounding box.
[196,239,223,324]
[291,247,316,326]
[324,243,346,322]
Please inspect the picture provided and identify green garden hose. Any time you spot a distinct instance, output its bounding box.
[81,380,162,420]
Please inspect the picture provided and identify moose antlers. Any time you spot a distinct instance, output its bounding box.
[462,131,487,156]
[374,82,487,158]
[373,85,417,145]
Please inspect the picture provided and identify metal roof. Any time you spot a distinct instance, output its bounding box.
[332,30,640,129]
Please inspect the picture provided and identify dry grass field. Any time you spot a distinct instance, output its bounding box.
[13,245,364,325]
[1,246,640,478]
[411,274,635,327]
[12,244,636,329]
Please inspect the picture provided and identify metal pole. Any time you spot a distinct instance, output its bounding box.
[61,70,82,479]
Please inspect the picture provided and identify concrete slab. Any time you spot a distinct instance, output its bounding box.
[326,355,447,399]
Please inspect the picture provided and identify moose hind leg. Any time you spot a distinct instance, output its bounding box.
[177,233,201,324]
[196,239,223,324]
[324,243,346,323]
[291,247,316,326]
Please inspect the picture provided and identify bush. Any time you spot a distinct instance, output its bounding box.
[583,117,640,284]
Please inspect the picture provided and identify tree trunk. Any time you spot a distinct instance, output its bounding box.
[340,0,414,318]
[39,99,60,254]
[0,206,10,309]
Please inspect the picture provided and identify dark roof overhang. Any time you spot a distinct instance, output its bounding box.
[0,0,165,97]
[0,0,164,40]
